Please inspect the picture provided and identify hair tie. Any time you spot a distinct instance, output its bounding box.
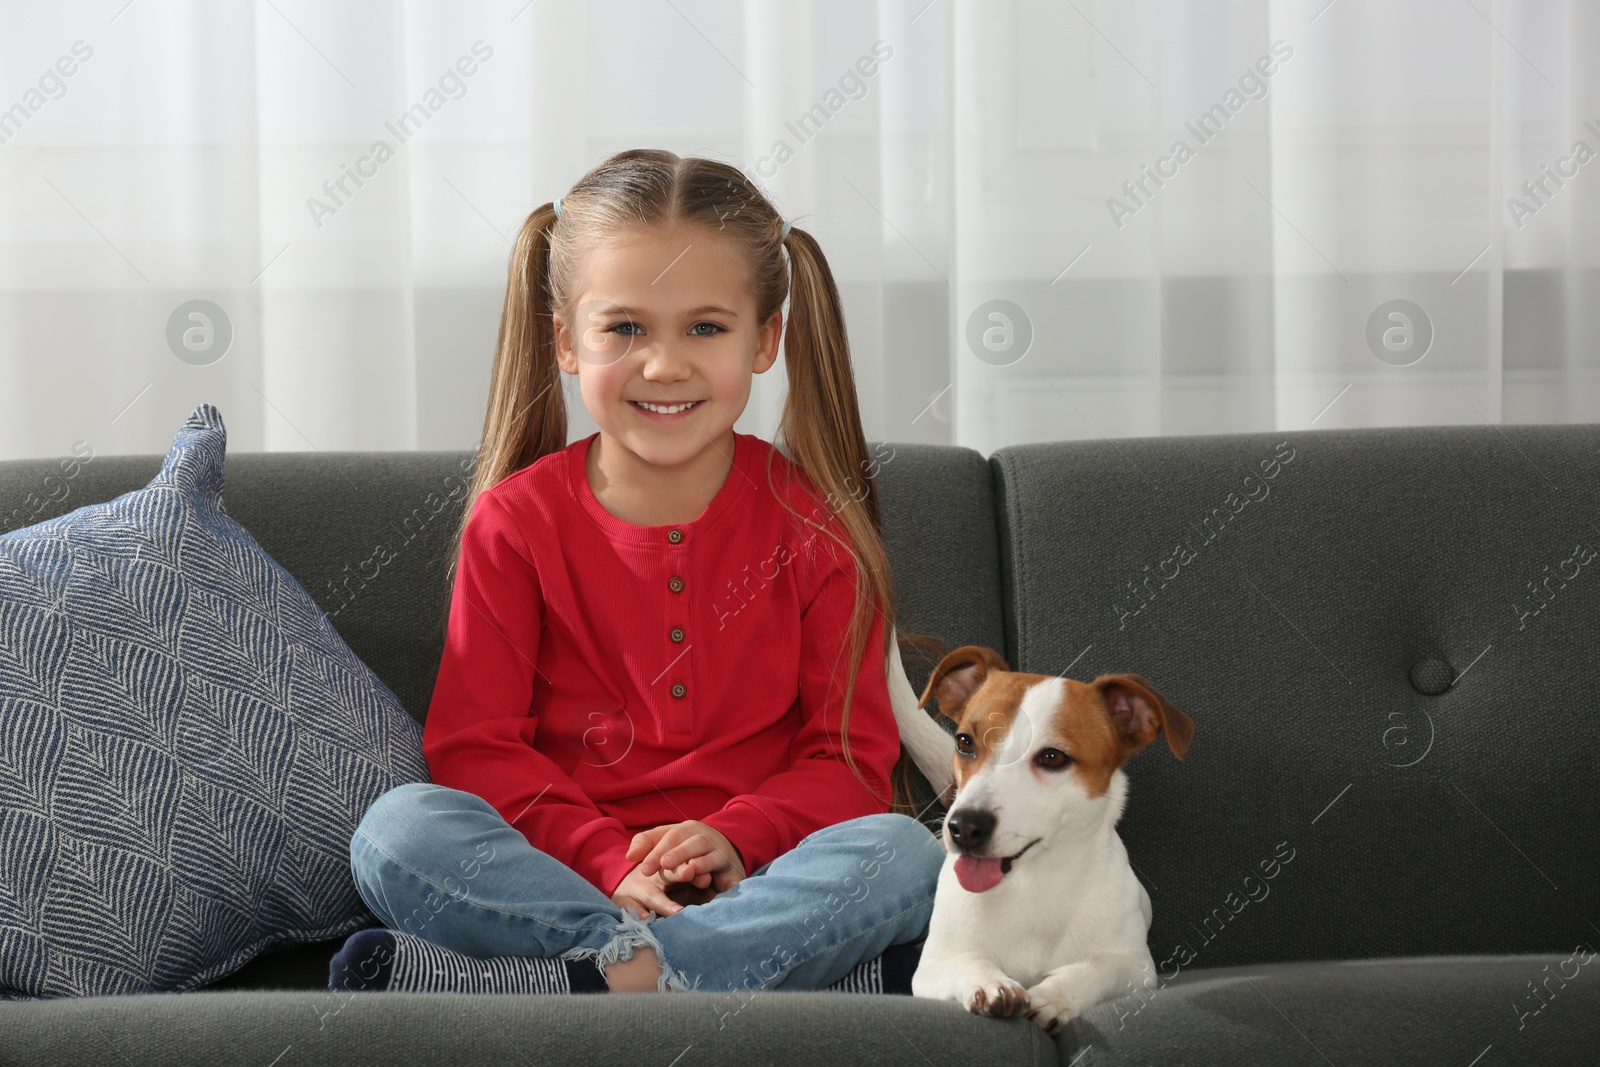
[553,197,563,219]
[780,219,791,240]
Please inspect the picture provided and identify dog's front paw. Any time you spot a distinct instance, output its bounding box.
[1021,984,1080,1035]
[964,976,1031,1019]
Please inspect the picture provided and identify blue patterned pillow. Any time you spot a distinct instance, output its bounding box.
[0,402,428,999]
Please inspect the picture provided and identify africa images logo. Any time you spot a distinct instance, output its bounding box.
[305,41,494,229]
[1106,40,1294,229]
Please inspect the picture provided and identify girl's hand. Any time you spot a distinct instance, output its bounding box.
[627,820,748,896]
[609,824,721,920]
[611,864,698,921]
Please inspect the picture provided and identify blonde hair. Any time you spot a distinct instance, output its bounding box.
[438,148,946,818]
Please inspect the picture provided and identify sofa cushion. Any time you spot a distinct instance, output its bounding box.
[0,986,1062,1067]
[7,954,1592,1066]
[990,424,1600,967]
[1056,952,1600,1065]
[0,402,428,999]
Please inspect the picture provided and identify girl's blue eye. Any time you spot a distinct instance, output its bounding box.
[604,322,724,337]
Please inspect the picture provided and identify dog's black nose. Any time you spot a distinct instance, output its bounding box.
[946,809,995,850]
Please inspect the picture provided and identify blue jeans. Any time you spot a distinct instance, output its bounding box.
[348,782,946,995]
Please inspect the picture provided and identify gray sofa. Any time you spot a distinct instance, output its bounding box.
[3,422,1597,1065]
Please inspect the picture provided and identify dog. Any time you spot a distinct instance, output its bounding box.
[902,644,1194,1035]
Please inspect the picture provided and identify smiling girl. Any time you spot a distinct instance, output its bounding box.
[328,149,950,997]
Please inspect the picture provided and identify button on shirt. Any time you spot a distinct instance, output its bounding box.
[422,431,900,899]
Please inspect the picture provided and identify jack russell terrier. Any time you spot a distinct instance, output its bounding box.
[885,640,1194,1035]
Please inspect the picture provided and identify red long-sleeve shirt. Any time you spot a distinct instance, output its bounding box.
[422,430,899,899]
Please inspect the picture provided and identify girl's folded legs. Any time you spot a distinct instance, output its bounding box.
[337,785,942,995]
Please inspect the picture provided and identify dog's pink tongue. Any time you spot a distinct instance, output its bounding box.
[954,855,1005,893]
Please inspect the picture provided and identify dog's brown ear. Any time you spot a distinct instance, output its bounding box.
[918,645,1010,721]
[1092,673,1194,761]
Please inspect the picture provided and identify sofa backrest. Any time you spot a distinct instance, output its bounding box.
[989,422,1600,969]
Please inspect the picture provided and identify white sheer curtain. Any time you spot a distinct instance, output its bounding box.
[1,0,1594,462]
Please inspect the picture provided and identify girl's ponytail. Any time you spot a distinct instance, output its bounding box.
[776,224,944,821]
[435,201,568,639]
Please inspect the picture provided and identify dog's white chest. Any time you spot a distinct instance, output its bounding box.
[945,858,1144,979]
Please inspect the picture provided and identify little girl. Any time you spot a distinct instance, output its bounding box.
[328,149,953,998]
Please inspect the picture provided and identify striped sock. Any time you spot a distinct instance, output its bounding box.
[329,928,608,994]
[824,939,924,995]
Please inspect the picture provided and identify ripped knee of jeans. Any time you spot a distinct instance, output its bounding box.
[559,910,705,994]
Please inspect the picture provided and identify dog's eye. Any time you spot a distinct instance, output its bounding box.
[954,732,976,758]
[1036,748,1073,769]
